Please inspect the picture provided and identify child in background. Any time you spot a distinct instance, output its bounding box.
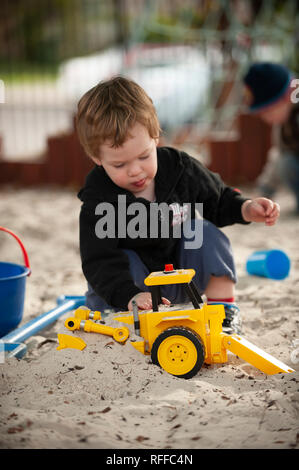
[243,62,299,214]
[76,76,280,334]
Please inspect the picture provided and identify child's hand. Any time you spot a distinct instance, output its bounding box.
[241,197,280,225]
[128,292,171,311]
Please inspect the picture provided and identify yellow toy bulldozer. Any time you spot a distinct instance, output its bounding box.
[112,265,295,379]
[63,265,294,379]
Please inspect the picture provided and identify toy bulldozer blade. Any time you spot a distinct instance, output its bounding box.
[223,334,295,375]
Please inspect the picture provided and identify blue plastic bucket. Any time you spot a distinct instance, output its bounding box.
[246,249,290,280]
[0,227,31,337]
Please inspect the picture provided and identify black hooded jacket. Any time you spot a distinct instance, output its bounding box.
[78,146,249,309]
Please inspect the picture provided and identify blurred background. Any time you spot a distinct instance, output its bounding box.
[0,0,298,187]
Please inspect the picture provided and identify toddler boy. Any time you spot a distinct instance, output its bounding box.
[76,76,280,334]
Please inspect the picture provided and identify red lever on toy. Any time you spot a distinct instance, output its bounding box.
[164,264,174,272]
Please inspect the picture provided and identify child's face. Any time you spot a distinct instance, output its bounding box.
[94,122,158,195]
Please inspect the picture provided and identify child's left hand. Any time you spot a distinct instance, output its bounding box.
[241,197,280,225]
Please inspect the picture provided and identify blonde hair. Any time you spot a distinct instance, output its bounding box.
[76,76,161,159]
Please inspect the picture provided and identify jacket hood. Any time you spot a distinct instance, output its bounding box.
[77,146,185,203]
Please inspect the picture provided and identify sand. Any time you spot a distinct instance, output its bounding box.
[0,185,298,449]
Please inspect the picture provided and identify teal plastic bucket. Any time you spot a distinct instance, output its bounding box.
[0,227,31,337]
[246,249,290,280]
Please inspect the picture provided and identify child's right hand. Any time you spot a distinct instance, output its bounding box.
[128,292,171,311]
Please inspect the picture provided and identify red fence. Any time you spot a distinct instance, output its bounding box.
[0,113,272,188]
[207,113,272,184]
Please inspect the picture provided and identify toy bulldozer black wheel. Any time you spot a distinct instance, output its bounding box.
[151,327,205,379]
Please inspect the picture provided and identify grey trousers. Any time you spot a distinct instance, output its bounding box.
[85,219,237,312]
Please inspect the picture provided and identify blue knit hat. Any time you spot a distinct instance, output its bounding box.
[243,62,292,111]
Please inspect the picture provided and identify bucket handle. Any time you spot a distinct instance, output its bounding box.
[0,226,31,276]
